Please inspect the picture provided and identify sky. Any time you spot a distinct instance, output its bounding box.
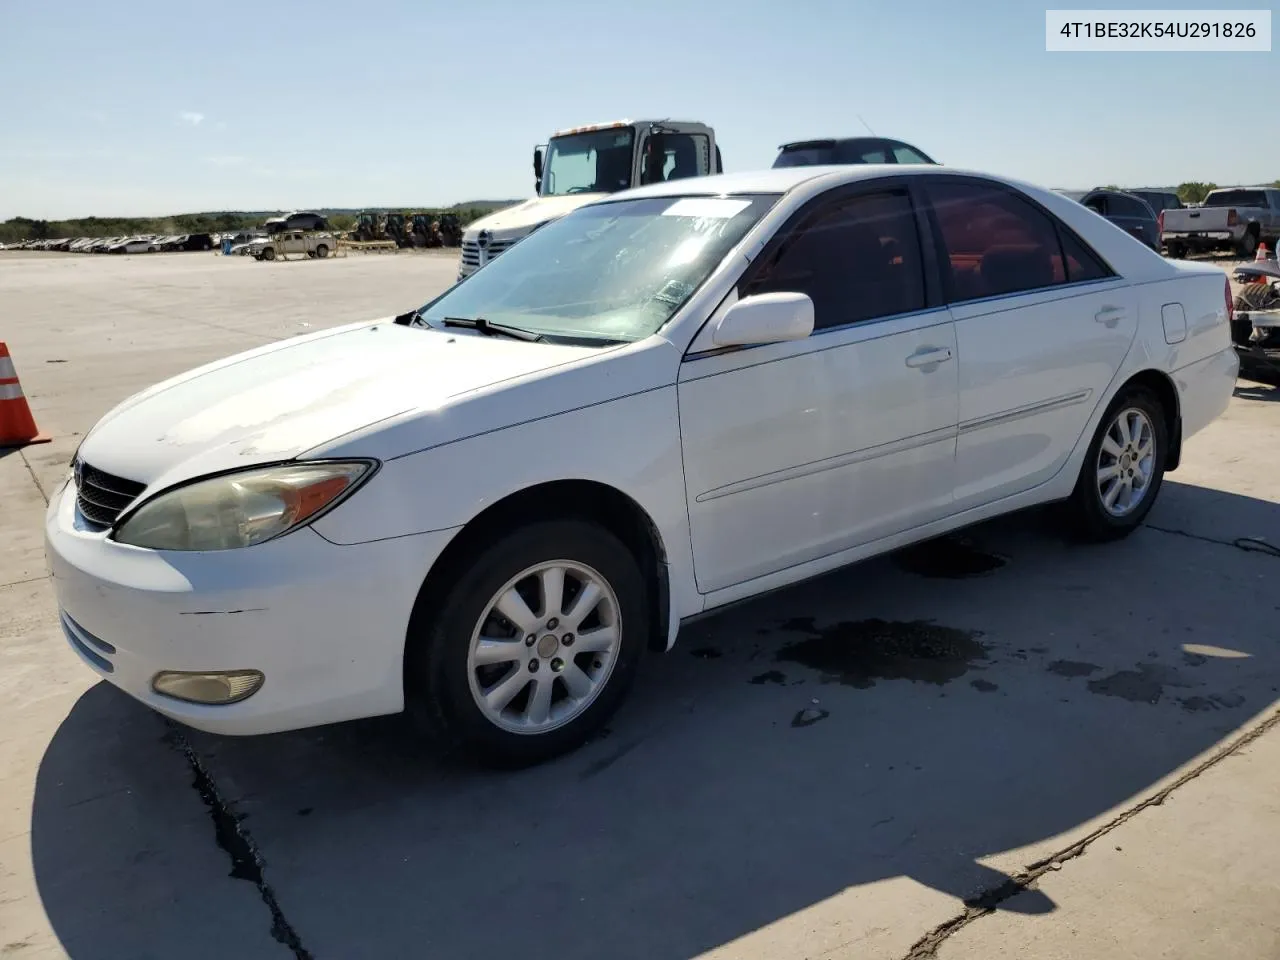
[1,0,1276,220]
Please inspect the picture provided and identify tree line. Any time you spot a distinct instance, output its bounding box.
[1174,181,1280,203]
[0,204,514,245]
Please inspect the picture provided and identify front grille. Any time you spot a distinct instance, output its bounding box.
[460,237,520,270]
[75,460,146,527]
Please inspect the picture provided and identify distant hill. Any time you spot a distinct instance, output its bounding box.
[452,199,524,211]
[0,200,524,244]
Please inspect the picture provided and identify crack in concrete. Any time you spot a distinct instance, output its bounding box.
[0,574,49,590]
[164,725,313,960]
[901,706,1280,959]
[17,448,49,507]
[1147,523,1280,560]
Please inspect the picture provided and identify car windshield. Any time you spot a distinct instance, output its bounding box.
[418,193,780,343]
[1204,189,1265,207]
[540,128,637,196]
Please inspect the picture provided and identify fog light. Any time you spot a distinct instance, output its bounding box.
[152,669,264,705]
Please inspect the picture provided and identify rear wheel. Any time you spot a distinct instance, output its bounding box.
[315,244,329,258]
[1237,229,1259,258]
[406,519,648,768]
[1166,242,1186,259]
[1063,386,1168,541]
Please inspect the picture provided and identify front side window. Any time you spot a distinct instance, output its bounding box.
[927,181,1071,302]
[419,194,779,343]
[746,189,926,329]
[540,129,636,196]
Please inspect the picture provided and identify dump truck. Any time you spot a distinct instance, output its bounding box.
[456,119,723,280]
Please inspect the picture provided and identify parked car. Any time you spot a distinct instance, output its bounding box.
[772,137,936,168]
[1129,188,1184,217]
[183,232,215,251]
[48,164,1238,767]
[1162,186,1280,259]
[264,211,329,234]
[1061,189,1161,252]
[110,237,155,254]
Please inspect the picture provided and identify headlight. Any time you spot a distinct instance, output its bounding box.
[112,460,375,551]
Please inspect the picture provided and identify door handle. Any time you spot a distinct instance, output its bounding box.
[905,347,953,368]
[1095,306,1126,328]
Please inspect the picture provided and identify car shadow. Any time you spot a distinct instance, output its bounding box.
[31,480,1280,960]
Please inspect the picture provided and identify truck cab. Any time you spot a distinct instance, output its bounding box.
[457,119,722,280]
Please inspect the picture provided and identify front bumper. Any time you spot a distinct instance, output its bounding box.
[44,477,457,735]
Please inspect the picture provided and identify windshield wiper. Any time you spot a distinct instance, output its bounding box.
[440,316,546,342]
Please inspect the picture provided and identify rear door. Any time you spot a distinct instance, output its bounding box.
[920,176,1137,511]
[1109,194,1157,247]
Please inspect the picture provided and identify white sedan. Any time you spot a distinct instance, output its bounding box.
[45,165,1238,766]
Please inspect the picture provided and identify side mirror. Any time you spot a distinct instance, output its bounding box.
[533,147,544,181]
[712,292,814,347]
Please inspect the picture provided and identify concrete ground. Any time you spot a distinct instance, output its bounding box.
[1,249,1278,960]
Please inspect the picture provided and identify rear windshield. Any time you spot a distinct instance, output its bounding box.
[1204,189,1266,207]
[773,145,837,167]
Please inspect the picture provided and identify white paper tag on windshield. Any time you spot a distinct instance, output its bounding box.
[662,197,752,219]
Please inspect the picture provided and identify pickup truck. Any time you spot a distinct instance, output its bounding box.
[254,230,335,261]
[1162,186,1280,259]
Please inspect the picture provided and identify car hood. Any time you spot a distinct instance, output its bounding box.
[77,320,598,491]
[463,194,607,238]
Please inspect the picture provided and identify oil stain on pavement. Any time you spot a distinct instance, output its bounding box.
[1086,663,1195,705]
[775,617,988,688]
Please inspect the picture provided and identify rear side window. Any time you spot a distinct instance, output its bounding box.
[746,189,926,329]
[893,145,931,164]
[1059,228,1111,283]
[841,143,889,163]
[925,180,1113,301]
[926,181,1066,301]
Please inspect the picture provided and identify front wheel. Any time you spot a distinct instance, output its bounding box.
[1063,386,1168,541]
[406,520,649,768]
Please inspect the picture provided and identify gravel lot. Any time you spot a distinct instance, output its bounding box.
[2,249,1278,960]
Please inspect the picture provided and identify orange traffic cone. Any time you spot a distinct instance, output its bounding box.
[1255,242,1271,262]
[0,343,51,448]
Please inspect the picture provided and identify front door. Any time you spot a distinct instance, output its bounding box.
[677,184,959,595]
[921,177,1138,510]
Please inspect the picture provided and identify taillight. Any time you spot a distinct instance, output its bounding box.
[1225,275,1234,325]
[1157,210,1164,234]
[1227,208,1240,227]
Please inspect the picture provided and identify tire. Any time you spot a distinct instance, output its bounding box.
[260,247,276,261]
[1237,229,1259,258]
[1167,242,1186,259]
[315,244,328,259]
[1063,386,1168,542]
[406,519,649,768]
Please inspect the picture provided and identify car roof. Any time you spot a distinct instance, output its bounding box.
[777,136,915,150]
[606,164,1035,202]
